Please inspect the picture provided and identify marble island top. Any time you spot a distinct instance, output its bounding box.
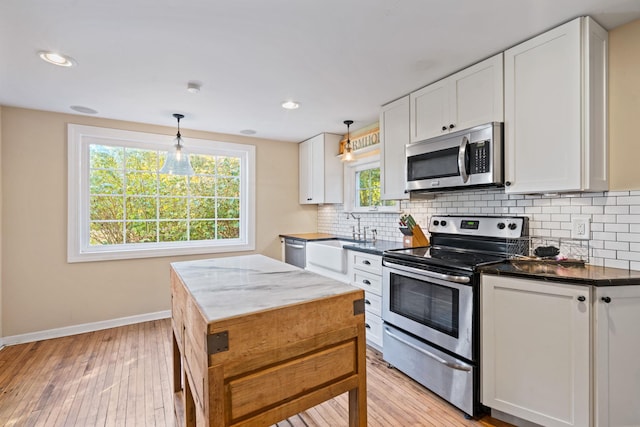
[170,254,360,322]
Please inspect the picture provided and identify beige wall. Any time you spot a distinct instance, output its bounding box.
[609,18,640,190]
[0,106,2,339]
[0,107,317,337]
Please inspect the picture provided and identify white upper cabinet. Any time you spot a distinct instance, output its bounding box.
[380,95,410,200]
[410,53,504,143]
[298,133,343,204]
[409,79,449,142]
[504,16,608,194]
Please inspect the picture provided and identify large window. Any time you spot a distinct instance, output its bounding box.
[68,124,255,262]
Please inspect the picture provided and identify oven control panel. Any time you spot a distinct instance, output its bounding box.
[429,215,528,238]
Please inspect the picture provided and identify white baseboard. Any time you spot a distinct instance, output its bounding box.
[0,310,171,347]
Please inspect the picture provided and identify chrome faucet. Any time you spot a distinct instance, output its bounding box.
[347,213,362,240]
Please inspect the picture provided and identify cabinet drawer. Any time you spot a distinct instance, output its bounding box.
[352,252,382,275]
[364,291,382,317]
[352,270,382,295]
[364,312,383,348]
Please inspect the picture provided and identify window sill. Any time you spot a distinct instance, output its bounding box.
[68,241,255,263]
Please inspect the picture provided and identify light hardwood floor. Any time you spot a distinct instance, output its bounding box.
[0,319,513,426]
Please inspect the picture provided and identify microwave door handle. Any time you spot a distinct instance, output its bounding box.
[458,136,470,183]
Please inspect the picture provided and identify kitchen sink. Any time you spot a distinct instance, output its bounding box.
[310,240,347,248]
[306,240,352,274]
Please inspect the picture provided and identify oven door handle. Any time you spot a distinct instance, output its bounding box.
[384,327,472,372]
[384,262,470,284]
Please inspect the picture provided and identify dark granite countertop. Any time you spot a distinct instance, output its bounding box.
[481,261,640,286]
[342,240,406,256]
[279,233,405,255]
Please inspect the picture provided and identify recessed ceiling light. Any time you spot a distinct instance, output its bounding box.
[187,82,201,93]
[281,101,300,110]
[38,50,76,67]
[70,105,98,114]
[240,129,256,135]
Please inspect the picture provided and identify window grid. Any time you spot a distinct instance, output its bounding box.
[89,144,241,246]
[355,166,394,209]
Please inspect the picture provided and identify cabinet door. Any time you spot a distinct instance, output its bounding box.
[583,18,609,192]
[298,138,313,204]
[481,275,590,427]
[380,96,410,200]
[409,79,449,142]
[595,286,640,427]
[451,53,503,131]
[504,19,582,193]
[298,141,313,205]
[321,133,344,204]
[298,135,325,204]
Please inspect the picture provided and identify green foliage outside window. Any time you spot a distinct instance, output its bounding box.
[356,167,395,208]
[89,144,241,245]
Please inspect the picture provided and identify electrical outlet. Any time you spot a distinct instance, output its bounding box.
[571,216,591,240]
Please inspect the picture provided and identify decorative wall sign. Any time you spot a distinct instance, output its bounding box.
[339,122,379,154]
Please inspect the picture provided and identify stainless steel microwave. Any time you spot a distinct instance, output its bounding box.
[406,122,503,192]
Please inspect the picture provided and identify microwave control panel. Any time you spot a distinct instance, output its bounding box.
[469,140,490,174]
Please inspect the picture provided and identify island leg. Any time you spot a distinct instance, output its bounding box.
[349,323,368,427]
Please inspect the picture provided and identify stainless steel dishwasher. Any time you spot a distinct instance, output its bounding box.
[284,238,306,268]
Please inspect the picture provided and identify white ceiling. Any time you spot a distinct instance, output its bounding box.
[1,0,639,142]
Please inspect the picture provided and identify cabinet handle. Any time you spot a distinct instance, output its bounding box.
[364,299,371,305]
[362,279,371,285]
[577,296,586,302]
[505,181,511,187]
[441,125,447,131]
[365,323,371,329]
[601,296,611,303]
[449,123,455,129]
[362,260,371,265]
[306,197,312,201]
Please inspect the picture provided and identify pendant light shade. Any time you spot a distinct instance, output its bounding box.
[160,113,194,176]
[341,120,355,162]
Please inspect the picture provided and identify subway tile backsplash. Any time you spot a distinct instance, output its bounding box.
[317,188,640,271]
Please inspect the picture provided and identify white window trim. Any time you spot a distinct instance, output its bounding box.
[343,154,399,213]
[68,124,256,262]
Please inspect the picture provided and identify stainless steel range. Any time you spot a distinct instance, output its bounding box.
[382,215,529,418]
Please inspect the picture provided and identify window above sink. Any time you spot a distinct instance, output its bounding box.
[343,153,399,213]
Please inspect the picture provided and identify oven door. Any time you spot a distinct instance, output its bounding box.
[382,261,474,361]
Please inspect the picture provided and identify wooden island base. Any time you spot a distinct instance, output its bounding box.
[170,257,367,427]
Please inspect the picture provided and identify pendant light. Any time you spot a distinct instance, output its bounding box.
[342,120,355,162]
[160,113,195,176]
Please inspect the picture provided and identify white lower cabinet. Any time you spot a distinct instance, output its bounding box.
[348,251,383,350]
[595,286,640,427]
[482,275,640,427]
[481,275,590,427]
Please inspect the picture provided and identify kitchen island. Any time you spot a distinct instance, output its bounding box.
[170,254,367,427]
